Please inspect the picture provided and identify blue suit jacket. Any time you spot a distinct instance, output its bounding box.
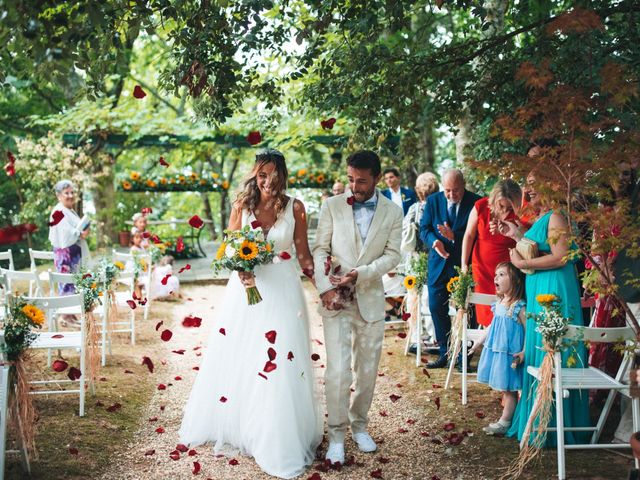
[419,190,482,287]
[380,187,418,215]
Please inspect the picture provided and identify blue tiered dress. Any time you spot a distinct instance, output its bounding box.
[477,300,526,392]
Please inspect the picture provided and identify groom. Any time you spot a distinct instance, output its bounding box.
[313,150,402,464]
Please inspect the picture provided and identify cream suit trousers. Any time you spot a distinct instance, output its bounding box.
[323,302,385,444]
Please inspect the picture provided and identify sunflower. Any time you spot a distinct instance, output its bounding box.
[114,261,125,270]
[289,177,295,184]
[265,243,272,253]
[216,242,227,260]
[316,174,325,183]
[22,304,45,326]
[222,181,230,190]
[536,294,557,305]
[122,181,132,190]
[160,178,168,185]
[297,169,307,177]
[211,172,220,179]
[190,173,198,180]
[403,275,417,290]
[446,276,459,293]
[91,282,97,289]
[238,240,259,261]
[139,259,148,272]
[130,171,141,181]
[146,180,157,188]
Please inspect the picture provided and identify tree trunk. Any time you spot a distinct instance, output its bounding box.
[200,192,217,240]
[92,164,117,246]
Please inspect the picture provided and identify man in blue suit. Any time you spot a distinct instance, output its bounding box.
[419,169,481,368]
[380,168,417,216]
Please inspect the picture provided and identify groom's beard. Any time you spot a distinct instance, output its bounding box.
[352,187,375,202]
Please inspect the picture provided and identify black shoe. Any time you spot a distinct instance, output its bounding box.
[426,356,448,369]
[456,362,477,373]
[408,344,417,355]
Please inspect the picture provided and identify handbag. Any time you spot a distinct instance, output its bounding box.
[401,222,417,255]
[515,237,539,275]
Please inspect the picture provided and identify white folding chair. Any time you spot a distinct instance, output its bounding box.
[1,294,86,417]
[0,364,9,479]
[445,292,496,405]
[108,268,137,346]
[523,324,640,480]
[113,250,152,322]
[403,289,433,367]
[0,269,42,299]
[28,249,55,296]
[0,251,14,271]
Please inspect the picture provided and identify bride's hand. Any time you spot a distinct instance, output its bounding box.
[238,271,255,286]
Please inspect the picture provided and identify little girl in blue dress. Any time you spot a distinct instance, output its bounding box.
[474,261,526,435]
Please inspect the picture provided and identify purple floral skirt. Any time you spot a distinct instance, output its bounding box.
[53,244,82,295]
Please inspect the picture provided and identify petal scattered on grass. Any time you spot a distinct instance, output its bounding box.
[160,329,173,341]
[389,394,402,403]
[52,359,68,372]
[142,356,154,373]
[67,367,81,381]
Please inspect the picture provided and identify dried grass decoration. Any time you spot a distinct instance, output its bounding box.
[446,266,475,359]
[3,298,46,455]
[502,294,575,479]
[402,252,429,336]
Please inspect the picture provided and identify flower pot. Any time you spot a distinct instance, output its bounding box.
[118,231,131,247]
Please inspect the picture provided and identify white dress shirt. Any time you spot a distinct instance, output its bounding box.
[390,188,403,210]
[353,192,378,243]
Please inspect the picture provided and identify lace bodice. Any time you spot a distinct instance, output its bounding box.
[242,196,296,255]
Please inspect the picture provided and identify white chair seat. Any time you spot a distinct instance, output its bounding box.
[30,331,82,350]
[56,303,105,317]
[527,365,629,391]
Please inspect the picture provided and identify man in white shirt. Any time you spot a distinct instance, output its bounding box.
[380,167,417,215]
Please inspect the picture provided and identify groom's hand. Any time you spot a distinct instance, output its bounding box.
[320,289,343,311]
[329,269,358,287]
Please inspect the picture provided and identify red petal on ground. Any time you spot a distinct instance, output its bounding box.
[172,349,186,355]
[308,473,322,480]
[389,394,401,403]
[434,397,441,410]
[397,428,408,433]
[379,410,388,417]
[133,85,147,98]
[443,422,456,431]
[377,457,390,464]
[402,312,411,321]
[157,384,166,390]
[126,300,137,310]
[407,418,416,425]
[148,417,158,422]
[421,431,430,437]
[422,368,431,378]
[287,351,294,361]
[178,264,191,273]
[159,156,169,167]
[446,432,464,446]
[182,315,202,328]
[188,449,197,456]
[267,347,276,361]
[313,339,324,346]
[176,236,185,253]
[160,329,173,341]
[193,366,199,370]
[155,321,163,331]
[263,361,277,373]
[431,476,441,480]
[370,469,383,479]
[160,405,165,411]
[161,274,171,285]
[174,376,182,381]
[219,396,227,403]
[51,334,64,339]
[219,328,226,335]
[48,210,65,227]
[265,330,277,344]
[176,444,189,453]
[142,356,154,373]
[229,458,239,466]
[475,411,486,419]
[188,215,204,229]
[95,400,104,407]
[247,131,262,145]
[311,353,320,361]
[378,372,385,377]
[250,220,262,229]
[67,367,81,380]
[432,383,442,389]
[106,403,122,412]
[169,450,180,461]
[397,332,407,339]
[346,196,355,206]
[145,449,155,456]
[258,372,268,380]
[155,427,165,434]
[192,461,201,474]
[68,447,78,455]
[279,251,291,260]
[52,359,69,372]
[124,369,134,374]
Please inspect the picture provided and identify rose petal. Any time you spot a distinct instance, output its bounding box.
[52,359,69,372]
[174,376,182,381]
[475,411,486,419]
[183,316,203,328]
[435,397,441,410]
[160,329,173,342]
[279,251,291,260]
[159,156,169,167]
[157,384,166,390]
[145,449,155,456]
[161,274,171,285]
[124,369,134,374]
[172,349,185,355]
[378,457,390,464]
[308,473,322,480]
[169,450,180,461]
[397,332,407,339]
[263,361,277,373]
[311,353,320,361]
[148,417,158,422]
[68,447,78,455]
[106,403,122,412]
[51,334,64,339]
[443,422,456,431]
[402,312,411,321]
[267,347,276,361]
[229,458,239,466]
[176,444,189,453]
[133,85,147,98]
[192,461,201,474]
[155,426,165,434]
[142,356,154,373]
[265,330,277,344]
[251,220,262,229]
[126,299,137,310]
[370,469,383,479]
[178,264,191,274]
[247,131,262,145]
[287,351,294,361]
[389,394,401,403]
[346,196,355,206]
[188,215,204,229]
[188,449,197,456]
[219,328,226,335]
[219,396,227,403]
[48,210,65,227]
[67,367,81,381]
[422,368,431,378]
[258,372,268,380]
[155,321,163,331]
[176,236,185,253]
[141,207,153,215]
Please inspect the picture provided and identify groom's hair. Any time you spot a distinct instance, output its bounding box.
[346,150,381,177]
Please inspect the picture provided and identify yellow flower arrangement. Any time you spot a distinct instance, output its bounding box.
[200,179,207,185]
[211,172,220,179]
[114,261,125,270]
[139,258,148,272]
[160,178,168,185]
[446,276,459,293]
[90,282,97,289]
[222,181,230,190]
[130,172,141,181]
[190,173,198,180]
[289,178,295,184]
[122,181,132,190]
[297,169,307,177]
[316,174,325,183]
[403,275,416,289]
[238,240,259,261]
[216,242,227,260]
[265,243,272,253]
[146,180,157,188]
[21,304,45,326]
[169,178,175,184]
[536,294,557,305]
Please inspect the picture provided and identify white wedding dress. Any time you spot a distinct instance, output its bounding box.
[179,197,323,479]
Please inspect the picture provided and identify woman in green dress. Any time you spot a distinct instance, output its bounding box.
[501,172,589,446]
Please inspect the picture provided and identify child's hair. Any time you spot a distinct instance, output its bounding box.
[495,261,525,302]
[130,231,143,246]
[160,255,174,266]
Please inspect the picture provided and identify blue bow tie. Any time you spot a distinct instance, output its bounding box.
[353,200,376,211]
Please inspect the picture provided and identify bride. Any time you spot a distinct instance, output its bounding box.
[179,149,323,478]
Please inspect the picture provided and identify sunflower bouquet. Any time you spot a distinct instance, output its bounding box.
[446,266,475,310]
[212,225,276,304]
[403,252,428,291]
[3,297,45,362]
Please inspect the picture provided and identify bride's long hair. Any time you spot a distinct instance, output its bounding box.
[234,149,289,216]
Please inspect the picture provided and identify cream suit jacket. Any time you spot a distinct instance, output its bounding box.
[313,191,403,322]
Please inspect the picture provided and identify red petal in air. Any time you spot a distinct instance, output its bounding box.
[251,220,262,229]
[126,300,137,310]
[157,384,166,390]
[265,330,277,344]
[346,196,355,206]
[161,274,171,285]
[389,394,401,403]
[192,461,201,474]
[188,215,204,229]
[279,251,291,260]
[311,353,320,361]
[48,210,65,227]
[258,372,268,380]
[321,117,337,130]
[145,449,155,456]
[172,349,185,355]
[263,361,277,373]
[287,351,294,361]
[176,444,189,453]
[219,396,227,403]
[182,315,202,328]
[247,131,262,145]
[176,236,185,253]
[133,85,146,98]
[160,329,173,341]
[178,264,191,274]
[402,312,411,321]
[155,321,163,331]
[52,359,69,372]
[67,367,81,380]
[141,207,153,215]
[159,156,169,167]
[142,356,154,373]
[219,327,226,335]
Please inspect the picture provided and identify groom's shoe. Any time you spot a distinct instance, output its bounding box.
[425,356,448,369]
[325,442,345,464]
[353,432,377,453]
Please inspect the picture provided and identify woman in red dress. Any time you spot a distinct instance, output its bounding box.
[461,179,523,327]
